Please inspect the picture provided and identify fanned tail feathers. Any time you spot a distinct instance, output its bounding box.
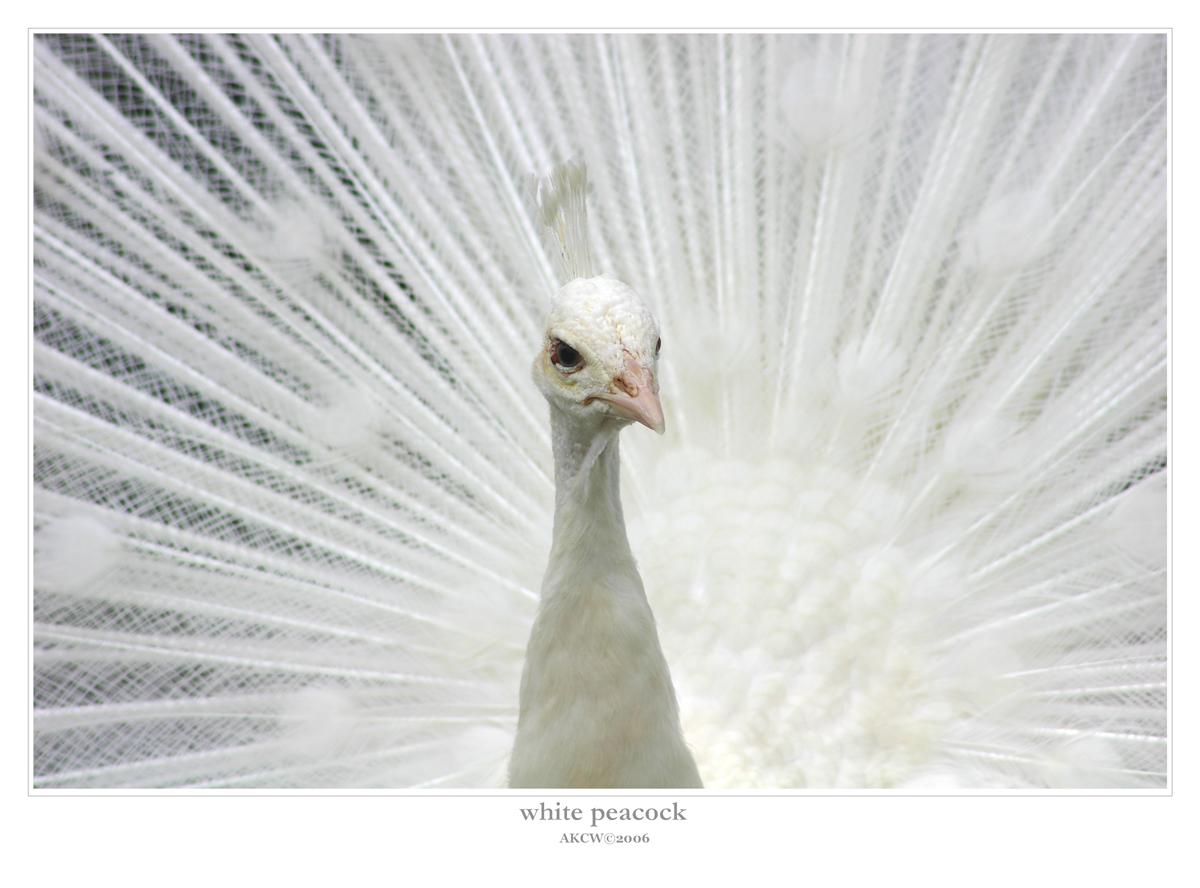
[32,34,1166,789]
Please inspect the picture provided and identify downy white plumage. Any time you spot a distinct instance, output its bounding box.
[33,34,1166,789]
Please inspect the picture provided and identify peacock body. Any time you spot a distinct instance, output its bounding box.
[508,164,701,788]
[33,33,1167,789]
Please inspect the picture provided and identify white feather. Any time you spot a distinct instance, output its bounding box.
[33,33,1166,789]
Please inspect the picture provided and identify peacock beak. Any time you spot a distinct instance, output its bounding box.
[594,361,665,434]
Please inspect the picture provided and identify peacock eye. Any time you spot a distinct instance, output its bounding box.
[551,340,582,371]
[655,337,662,357]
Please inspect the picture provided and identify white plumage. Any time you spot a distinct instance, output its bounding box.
[32,33,1167,789]
[510,164,700,787]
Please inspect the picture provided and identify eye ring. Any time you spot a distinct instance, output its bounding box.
[550,339,583,371]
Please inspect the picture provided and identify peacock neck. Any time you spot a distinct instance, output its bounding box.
[511,401,703,788]
[545,405,635,584]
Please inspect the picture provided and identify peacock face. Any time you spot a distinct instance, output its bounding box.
[534,274,665,434]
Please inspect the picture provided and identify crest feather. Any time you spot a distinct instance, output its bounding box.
[536,159,594,283]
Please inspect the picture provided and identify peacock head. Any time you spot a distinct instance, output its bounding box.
[534,273,664,435]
